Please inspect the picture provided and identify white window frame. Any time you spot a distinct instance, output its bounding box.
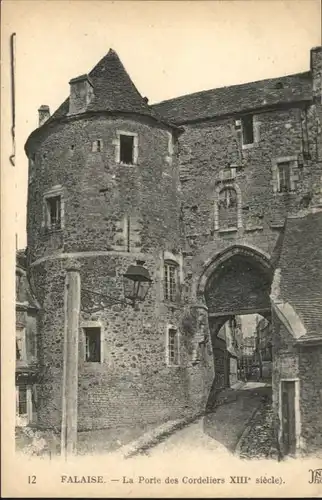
[42,185,65,230]
[238,114,260,149]
[16,327,27,362]
[82,321,103,363]
[16,384,33,427]
[277,162,291,193]
[163,260,179,302]
[241,115,254,148]
[278,378,302,455]
[114,130,139,166]
[271,156,298,194]
[161,251,183,303]
[166,325,180,367]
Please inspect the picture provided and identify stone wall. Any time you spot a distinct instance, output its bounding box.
[31,252,214,431]
[299,345,322,452]
[178,101,321,310]
[179,105,313,243]
[16,262,39,366]
[27,115,181,262]
[272,312,322,455]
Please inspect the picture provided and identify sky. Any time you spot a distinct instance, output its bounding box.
[1,0,321,249]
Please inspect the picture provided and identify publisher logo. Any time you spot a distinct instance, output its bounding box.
[308,469,322,484]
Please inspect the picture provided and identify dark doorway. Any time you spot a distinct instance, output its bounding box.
[281,381,296,455]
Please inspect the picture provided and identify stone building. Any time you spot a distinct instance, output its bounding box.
[270,211,322,456]
[16,250,39,427]
[22,46,322,456]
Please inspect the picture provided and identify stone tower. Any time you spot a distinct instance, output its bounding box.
[24,50,211,432]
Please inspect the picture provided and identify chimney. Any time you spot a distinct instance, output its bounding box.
[38,105,50,127]
[68,74,94,115]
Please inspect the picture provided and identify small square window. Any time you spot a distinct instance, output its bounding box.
[241,115,254,145]
[120,135,134,164]
[234,119,241,130]
[168,328,179,366]
[84,327,101,362]
[46,195,61,229]
[92,140,102,152]
[277,162,292,192]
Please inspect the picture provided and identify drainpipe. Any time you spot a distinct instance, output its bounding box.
[61,264,81,459]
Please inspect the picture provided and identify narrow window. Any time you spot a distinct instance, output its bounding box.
[16,328,26,361]
[281,381,297,455]
[241,115,254,145]
[164,261,178,302]
[46,195,61,229]
[168,328,180,366]
[17,384,27,416]
[92,140,102,152]
[218,187,238,228]
[126,215,130,252]
[16,384,34,426]
[16,273,21,297]
[84,327,101,362]
[120,135,134,164]
[277,162,291,192]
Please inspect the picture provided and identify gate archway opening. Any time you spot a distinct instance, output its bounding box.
[200,246,273,404]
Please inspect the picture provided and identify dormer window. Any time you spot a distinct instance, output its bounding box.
[68,74,94,115]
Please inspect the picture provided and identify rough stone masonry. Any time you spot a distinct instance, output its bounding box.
[22,46,322,456]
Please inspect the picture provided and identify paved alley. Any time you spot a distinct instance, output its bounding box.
[140,382,272,460]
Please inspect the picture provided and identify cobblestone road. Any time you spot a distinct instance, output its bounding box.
[142,382,272,460]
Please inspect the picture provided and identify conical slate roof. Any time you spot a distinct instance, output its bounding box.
[50,49,154,121]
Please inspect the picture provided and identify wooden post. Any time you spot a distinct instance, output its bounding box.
[61,265,81,459]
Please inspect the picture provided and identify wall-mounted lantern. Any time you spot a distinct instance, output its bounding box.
[123,260,152,307]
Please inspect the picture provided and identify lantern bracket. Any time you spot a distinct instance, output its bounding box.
[81,288,133,313]
[81,261,152,313]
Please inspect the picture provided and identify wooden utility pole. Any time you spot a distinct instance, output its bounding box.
[61,265,81,459]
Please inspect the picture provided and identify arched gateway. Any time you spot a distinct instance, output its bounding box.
[197,245,274,393]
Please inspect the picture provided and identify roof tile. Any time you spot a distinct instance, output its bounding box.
[151,72,312,123]
[276,211,322,337]
[50,49,155,121]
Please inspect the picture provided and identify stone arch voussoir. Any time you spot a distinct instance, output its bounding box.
[197,244,273,298]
